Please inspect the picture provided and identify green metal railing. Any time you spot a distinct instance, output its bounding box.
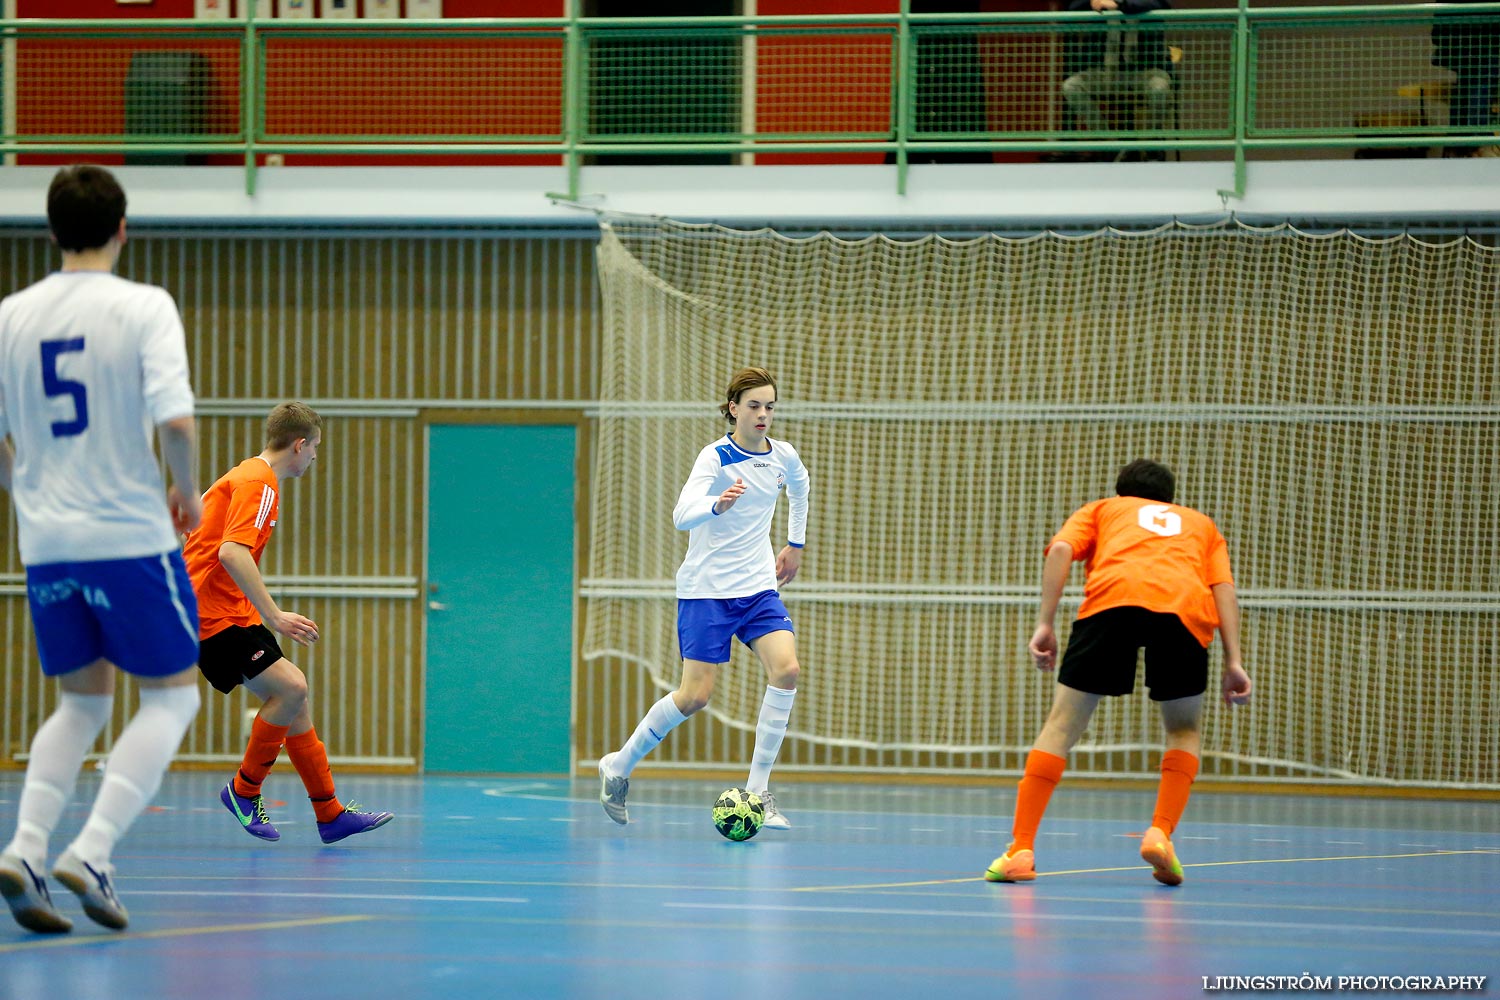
[1,3,1496,199]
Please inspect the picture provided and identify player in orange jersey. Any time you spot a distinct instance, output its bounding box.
[182,402,391,845]
[986,459,1250,886]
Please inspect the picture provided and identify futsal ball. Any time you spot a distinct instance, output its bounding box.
[712,788,764,842]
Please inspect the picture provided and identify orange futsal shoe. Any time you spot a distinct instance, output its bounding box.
[1140,826,1184,886]
[984,847,1036,883]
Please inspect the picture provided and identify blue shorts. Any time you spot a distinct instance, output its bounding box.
[25,552,200,679]
[677,590,794,664]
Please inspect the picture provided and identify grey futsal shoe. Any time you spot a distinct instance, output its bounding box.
[758,790,791,831]
[0,850,73,933]
[52,849,128,931]
[598,753,630,825]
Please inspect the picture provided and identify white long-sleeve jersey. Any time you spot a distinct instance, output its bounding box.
[673,434,810,599]
[0,271,195,565]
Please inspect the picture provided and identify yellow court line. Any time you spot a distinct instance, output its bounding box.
[0,914,371,955]
[794,848,1500,893]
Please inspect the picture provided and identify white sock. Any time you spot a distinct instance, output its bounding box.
[3,692,114,868]
[612,694,687,778]
[65,685,199,867]
[747,685,797,794]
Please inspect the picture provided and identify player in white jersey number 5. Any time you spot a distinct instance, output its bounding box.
[599,367,810,830]
[0,166,203,934]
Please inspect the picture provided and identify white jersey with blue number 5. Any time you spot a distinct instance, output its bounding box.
[672,434,810,599]
[0,272,195,565]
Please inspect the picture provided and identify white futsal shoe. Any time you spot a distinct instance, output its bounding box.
[598,752,630,825]
[52,850,128,931]
[0,850,72,933]
[756,789,791,831]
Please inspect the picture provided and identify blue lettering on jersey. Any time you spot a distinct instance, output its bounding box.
[28,577,113,610]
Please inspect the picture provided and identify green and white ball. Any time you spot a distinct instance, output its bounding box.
[712,788,764,841]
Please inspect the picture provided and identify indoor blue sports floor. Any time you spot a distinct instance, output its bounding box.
[0,772,1495,1000]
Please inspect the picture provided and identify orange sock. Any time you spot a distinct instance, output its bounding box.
[1010,749,1067,852]
[285,727,344,823]
[1150,748,1200,836]
[233,716,289,799]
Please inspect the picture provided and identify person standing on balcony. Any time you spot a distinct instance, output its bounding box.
[0,165,203,934]
[1061,0,1175,160]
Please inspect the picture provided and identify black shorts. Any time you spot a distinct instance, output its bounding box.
[1057,606,1209,702]
[198,624,285,694]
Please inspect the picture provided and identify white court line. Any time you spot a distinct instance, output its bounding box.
[663,901,1500,939]
[400,786,1500,836]
[133,890,529,905]
[481,784,557,797]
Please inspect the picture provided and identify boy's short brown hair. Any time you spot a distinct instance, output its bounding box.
[265,402,322,451]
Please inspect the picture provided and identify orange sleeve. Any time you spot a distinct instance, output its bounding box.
[222,476,275,549]
[1048,501,1097,561]
[1205,529,1234,588]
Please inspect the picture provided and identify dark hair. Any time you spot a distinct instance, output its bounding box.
[1115,459,1176,503]
[47,165,127,252]
[264,401,323,451]
[718,367,777,422]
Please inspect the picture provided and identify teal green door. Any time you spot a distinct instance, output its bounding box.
[424,425,575,774]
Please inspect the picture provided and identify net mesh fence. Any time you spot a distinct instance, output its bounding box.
[1250,15,1470,136]
[584,216,1500,787]
[12,31,242,141]
[3,15,1494,153]
[261,30,564,141]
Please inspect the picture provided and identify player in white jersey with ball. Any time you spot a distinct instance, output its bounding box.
[0,166,203,934]
[599,367,810,830]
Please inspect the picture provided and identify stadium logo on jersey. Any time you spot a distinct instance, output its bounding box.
[1137,504,1183,537]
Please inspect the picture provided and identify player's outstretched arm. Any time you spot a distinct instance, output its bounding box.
[1212,581,1251,705]
[218,540,321,646]
[1029,542,1074,670]
[158,415,202,533]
